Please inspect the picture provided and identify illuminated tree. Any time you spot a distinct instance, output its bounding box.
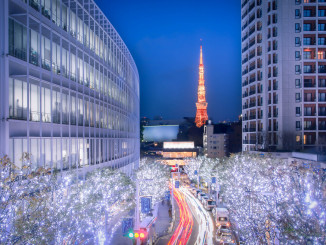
[185,154,326,244]
[135,158,169,205]
[0,154,135,244]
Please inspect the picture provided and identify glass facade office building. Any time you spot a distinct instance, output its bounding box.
[0,0,140,174]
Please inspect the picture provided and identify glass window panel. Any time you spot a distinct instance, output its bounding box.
[30,29,39,66]
[29,83,40,121]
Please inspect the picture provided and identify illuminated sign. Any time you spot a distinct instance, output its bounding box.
[163,142,195,149]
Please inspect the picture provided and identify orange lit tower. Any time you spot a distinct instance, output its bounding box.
[195,45,208,128]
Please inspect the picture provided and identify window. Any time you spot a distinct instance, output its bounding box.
[295,51,301,60]
[29,83,40,122]
[303,50,312,59]
[296,135,301,144]
[295,9,301,18]
[296,79,301,88]
[296,121,301,129]
[296,93,301,102]
[303,23,311,31]
[41,36,51,71]
[318,23,326,31]
[303,37,312,45]
[295,0,301,4]
[29,29,39,66]
[304,9,312,17]
[9,78,28,120]
[295,23,301,32]
[295,65,301,74]
[318,37,326,45]
[304,65,313,73]
[295,37,301,46]
[8,19,27,61]
[319,9,326,17]
[296,107,301,116]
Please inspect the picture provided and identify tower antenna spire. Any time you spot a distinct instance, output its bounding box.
[195,44,208,128]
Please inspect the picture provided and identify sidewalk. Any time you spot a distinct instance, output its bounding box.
[155,198,180,245]
[154,200,173,238]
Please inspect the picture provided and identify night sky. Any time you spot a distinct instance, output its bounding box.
[95,0,241,122]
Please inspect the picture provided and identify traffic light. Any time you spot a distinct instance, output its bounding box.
[170,165,178,172]
[127,229,147,240]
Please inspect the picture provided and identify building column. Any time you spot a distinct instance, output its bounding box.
[0,0,9,157]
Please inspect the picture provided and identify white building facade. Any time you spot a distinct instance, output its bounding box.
[241,0,326,152]
[0,0,140,175]
[203,124,228,158]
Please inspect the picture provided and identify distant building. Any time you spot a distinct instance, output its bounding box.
[203,124,228,158]
[203,121,242,158]
[162,141,198,159]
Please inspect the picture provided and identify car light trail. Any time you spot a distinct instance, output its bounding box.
[168,186,194,245]
[181,187,215,245]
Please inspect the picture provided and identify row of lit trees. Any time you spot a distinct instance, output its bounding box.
[185,154,326,244]
[0,155,169,244]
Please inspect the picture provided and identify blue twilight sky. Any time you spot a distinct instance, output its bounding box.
[95,0,241,122]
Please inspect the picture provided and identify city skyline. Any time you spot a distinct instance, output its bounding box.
[95,0,241,122]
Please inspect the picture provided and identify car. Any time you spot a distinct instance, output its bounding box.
[194,189,202,196]
[216,226,236,244]
[204,199,216,211]
[201,195,209,204]
[197,192,208,201]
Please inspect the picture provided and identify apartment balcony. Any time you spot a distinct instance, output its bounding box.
[304,97,316,102]
[249,27,255,36]
[249,77,256,83]
[242,57,248,64]
[318,66,326,73]
[304,79,316,87]
[249,115,256,120]
[242,69,249,75]
[242,0,248,8]
[242,34,249,42]
[319,124,326,130]
[243,92,248,98]
[249,89,256,95]
[243,116,248,121]
[242,45,249,53]
[243,140,256,144]
[249,14,255,24]
[319,79,326,87]
[273,84,278,90]
[249,38,256,48]
[243,104,248,109]
[304,125,316,130]
[249,64,256,72]
[249,102,256,108]
[242,80,249,86]
[243,128,249,132]
[249,127,256,132]
[249,2,255,12]
[249,52,255,60]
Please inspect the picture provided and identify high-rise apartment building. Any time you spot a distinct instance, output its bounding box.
[241,0,326,152]
[0,0,140,175]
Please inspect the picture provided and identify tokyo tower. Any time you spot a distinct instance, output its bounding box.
[195,45,208,128]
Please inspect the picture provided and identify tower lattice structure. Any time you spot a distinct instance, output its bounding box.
[195,45,208,128]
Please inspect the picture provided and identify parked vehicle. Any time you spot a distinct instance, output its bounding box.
[197,192,208,201]
[201,195,209,204]
[215,207,230,227]
[195,189,202,196]
[203,199,216,211]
